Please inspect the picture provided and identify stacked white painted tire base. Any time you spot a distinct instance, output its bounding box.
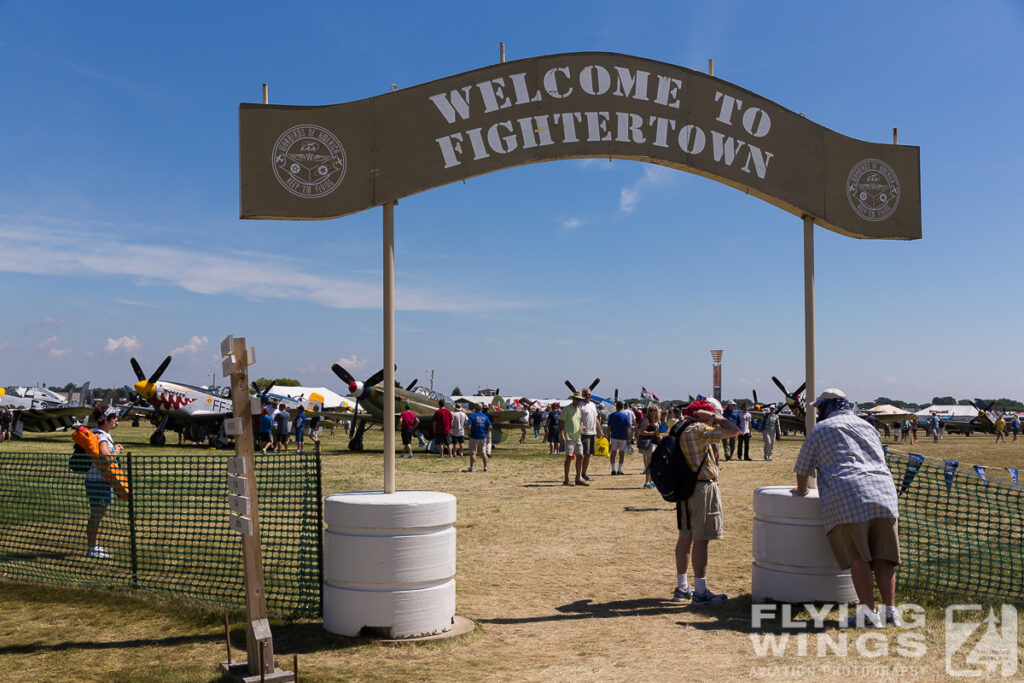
[323,491,456,638]
[751,485,856,603]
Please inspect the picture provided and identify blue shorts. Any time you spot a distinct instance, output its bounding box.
[86,479,113,507]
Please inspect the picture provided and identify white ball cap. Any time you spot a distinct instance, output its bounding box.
[705,396,723,415]
[812,388,847,406]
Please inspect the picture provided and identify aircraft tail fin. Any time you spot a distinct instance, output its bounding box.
[308,392,325,410]
[79,382,91,406]
[491,395,507,410]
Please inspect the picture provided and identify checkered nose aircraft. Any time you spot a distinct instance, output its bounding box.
[127,355,234,446]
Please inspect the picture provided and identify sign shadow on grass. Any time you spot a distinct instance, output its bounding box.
[478,597,685,624]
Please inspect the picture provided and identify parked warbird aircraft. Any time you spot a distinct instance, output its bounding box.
[0,383,92,436]
[122,355,242,447]
[331,363,528,452]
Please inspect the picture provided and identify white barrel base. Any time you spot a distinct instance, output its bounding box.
[324,579,455,639]
[751,561,857,603]
[322,490,457,639]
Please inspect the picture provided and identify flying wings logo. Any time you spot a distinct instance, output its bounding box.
[946,605,1017,677]
[272,124,347,198]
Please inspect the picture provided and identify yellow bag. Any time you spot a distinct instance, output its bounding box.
[595,437,610,458]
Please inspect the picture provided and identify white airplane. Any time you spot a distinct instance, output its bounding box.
[125,356,237,446]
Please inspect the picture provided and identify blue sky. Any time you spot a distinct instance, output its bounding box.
[1,1,1022,404]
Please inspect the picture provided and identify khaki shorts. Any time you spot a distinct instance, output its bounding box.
[468,438,487,456]
[826,518,901,569]
[677,480,723,541]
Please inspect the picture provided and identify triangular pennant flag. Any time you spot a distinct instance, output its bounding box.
[974,465,987,484]
[944,460,959,492]
[899,453,925,495]
[1009,468,1019,489]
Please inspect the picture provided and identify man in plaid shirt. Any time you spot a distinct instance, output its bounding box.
[791,388,900,629]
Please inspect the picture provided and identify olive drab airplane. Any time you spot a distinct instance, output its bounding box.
[749,376,913,435]
[0,383,93,437]
[331,362,528,452]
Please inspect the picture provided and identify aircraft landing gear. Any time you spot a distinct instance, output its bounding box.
[150,414,170,446]
[348,420,368,452]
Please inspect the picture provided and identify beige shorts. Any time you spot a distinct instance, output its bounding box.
[609,438,629,452]
[468,438,487,456]
[826,518,901,569]
[677,481,723,541]
[565,440,583,457]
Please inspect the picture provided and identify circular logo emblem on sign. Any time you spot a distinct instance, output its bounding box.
[847,159,900,221]
[272,125,347,198]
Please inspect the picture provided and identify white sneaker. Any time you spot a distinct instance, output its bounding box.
[883,607,902,627]
[842,608,881,629]
[86,545,110,559]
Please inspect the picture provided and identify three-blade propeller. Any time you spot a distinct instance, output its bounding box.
[331,363,390,437]
[564,378,600,394]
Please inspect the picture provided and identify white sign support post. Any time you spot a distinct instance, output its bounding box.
[802,217,817,489]
[383,202,396,494]
[219,334,295,683]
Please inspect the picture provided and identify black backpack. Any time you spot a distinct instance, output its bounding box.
[69,444,92,474]
[649,418,708,503]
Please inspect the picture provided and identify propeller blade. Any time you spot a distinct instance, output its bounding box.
[406,379,418,391]
[771,376,787,394]
[752,389,759,406]
[149,355,172,384]
[564,379,577,393]
[589,378,601,391]
[119,398,140,420]
[614,388,619,401]
[130,357,146,381]
[363,367,387,388]
[793,382,807,398]
[331,363,357,386]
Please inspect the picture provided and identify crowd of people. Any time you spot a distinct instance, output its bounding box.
[257,403,323,455]
[63,387,906,623]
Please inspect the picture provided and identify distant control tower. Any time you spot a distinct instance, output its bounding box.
[710,349,723,401]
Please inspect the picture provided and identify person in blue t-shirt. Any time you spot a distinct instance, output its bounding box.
[607,400,633,475]
[465,404,492,472]
[258,407,274,454]
[294,407,306,454]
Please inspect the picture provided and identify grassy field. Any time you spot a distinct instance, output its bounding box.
[2,425,1023,680]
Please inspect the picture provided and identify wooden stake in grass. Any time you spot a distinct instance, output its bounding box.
[224,613,232,664]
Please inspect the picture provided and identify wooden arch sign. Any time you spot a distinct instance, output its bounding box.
[240,51,920,239]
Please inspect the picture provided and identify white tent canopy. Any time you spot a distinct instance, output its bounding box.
[863,404,911,415]
[914,404,979,418]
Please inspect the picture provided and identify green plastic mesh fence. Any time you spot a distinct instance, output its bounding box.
[0,451,322,615]
[885,448,1024,602]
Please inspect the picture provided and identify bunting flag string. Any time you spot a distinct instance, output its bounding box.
[944,460,959,492]
[1009,468,1019,489]
[899,452,925,494]
[974,465,988,485]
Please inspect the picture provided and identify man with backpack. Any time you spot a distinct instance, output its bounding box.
[671,397,741,605]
